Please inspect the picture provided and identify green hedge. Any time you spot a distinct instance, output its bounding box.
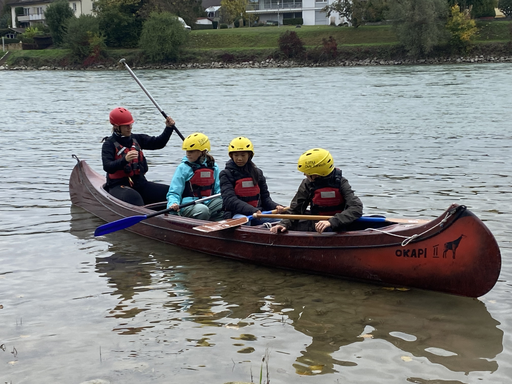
[283,18,303,25]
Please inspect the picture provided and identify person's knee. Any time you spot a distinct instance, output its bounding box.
[110,186,144,206]
[187,204,211,220]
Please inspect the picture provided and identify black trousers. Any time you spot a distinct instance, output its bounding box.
[107,181,169,206]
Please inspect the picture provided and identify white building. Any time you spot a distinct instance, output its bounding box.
[10,0,95,29]
[247,0,347,26]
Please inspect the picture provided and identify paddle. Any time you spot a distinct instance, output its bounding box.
[252,213,430,225]
[193,207,288,233]
[94,193,221,236]
[119,58,185,141]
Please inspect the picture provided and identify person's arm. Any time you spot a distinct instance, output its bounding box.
[166,164,188,208]
[101,139,127,174]
[220,169,257,217]
[135,123,174,151]
[258,170,281,211]
[328,178,363,231]
[212,164,222,195]
[277,179,310,230]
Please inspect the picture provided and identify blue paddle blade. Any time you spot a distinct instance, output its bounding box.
[357,216,386,223]
[94,214,148,236]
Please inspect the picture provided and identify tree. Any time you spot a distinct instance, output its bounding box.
[0,4,12,28]
[94,0,145,48]
[498,0,512,17]
[220,0,247,25]
[44,0,75,46]
[446,4,477,53]
[322,0,366,27]
[386,0,449,57]
[139,11,189,62]
[447,0,497,18]
[139,0,204,27]
[64,14,105,61]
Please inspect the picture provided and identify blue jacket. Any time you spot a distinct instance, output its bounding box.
[167,156,221,208]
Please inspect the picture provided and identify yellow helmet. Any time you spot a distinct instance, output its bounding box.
[297,148,334,177]
[228,137,254,154]
[182,132,210,152]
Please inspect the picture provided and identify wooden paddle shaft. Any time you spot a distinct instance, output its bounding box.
[254,213,331,220]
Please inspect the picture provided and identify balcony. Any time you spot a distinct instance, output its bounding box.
[247,1,303,11]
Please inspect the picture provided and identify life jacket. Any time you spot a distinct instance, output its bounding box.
[310,168,345,216]
[184,163,215,198]
[108,138,144,180]
[234,177,260,207]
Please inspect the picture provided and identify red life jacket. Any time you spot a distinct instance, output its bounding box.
[310,169,345,216]
[185,165,215,198]
[108,138,144,180]
[234,177,260,207]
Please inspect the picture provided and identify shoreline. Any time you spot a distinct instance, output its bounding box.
[2,54,512,71]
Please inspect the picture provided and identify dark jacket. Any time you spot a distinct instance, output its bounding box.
[102,126,174,189]
[280,168,363,231]
[220,159,280,218]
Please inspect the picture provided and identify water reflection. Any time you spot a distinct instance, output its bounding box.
[70,207,503,376]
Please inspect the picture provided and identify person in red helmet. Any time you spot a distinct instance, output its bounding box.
[101,107,176,206]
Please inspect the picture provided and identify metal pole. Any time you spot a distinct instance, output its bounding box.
[119,58,185,140]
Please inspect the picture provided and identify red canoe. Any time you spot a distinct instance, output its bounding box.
[69,158,501,297]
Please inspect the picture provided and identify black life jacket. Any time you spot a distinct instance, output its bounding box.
[108,138,144,180]
[310,168,345,216]
[184,162,215,198]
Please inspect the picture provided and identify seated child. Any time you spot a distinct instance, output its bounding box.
[220,136,285,225]
[270,148,363,234]
[166,132,223,221]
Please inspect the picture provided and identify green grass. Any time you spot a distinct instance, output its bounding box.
[475,20,512,42]
[4,21,512,67]
[188,25,398,49]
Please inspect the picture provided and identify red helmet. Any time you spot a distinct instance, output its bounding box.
[109,107,134,126]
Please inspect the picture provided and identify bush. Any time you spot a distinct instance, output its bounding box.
[21,27,43,43]
[278,30,305,58]
[220,24,229,29]
[64,15,105,62]
[283,18,303,25]
[139,12,189,62]
[322,35,338,59]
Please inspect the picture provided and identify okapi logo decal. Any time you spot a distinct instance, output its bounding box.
[443,234,466,259]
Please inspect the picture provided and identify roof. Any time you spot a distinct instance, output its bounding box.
[205,5,220,12]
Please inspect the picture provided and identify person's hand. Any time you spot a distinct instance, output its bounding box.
[275,205,286,214]
[315,220,331,234]
[169,203,180,211]
[270,225,287,234]
[165,116,175,127]
[125,150,138,162]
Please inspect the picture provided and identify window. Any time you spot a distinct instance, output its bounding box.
[72,2,77,11]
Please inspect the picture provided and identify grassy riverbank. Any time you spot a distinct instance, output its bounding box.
[3,21,512,68]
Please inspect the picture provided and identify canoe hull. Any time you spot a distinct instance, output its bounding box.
[69,159,501,297]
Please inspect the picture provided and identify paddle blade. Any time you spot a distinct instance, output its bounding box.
[94,214,148,236]
[193,217,249,233]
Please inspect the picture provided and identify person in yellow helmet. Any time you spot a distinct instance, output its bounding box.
[220,136,286,225]
[166,132,223,220]
[270,148,363,234]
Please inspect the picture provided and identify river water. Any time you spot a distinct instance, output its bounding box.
[1,64,511,383]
